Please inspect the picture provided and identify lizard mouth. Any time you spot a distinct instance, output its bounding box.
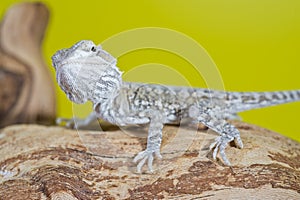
[51,49,66,70]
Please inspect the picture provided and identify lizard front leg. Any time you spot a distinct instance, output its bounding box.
[133,110,165,173]
[189,105,243,165]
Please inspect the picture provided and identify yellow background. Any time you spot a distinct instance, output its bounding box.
[1,0,300,141]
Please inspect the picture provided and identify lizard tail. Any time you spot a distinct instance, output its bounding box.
[226,90,300,112]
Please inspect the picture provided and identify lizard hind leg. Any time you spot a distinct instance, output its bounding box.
[189,105,244,166]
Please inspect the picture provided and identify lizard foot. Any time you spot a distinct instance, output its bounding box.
[209,133,244,166]
[56,112,97,129]
[133,149,162,173]
[56,117,77,128]
[209,135,234,166]
[56,117,91,129]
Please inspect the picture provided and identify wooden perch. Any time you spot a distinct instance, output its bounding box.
[0,2,55,127]
[0,122,299,199]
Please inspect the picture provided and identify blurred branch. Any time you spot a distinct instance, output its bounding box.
[0,2,56,127]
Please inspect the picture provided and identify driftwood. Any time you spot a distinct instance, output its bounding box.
[0,2,55,127]
[0,121,299,199]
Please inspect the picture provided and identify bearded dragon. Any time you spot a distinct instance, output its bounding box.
[52,40,300,173]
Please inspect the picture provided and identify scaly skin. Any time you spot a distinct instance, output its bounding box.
[52,40,300,173]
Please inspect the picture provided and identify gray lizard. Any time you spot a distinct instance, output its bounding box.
[52,40,300,173]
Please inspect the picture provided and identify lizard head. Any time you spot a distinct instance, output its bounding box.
[51,40,122,104]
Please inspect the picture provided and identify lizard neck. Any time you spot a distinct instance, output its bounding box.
[89,66,123,105]
[90,81,123,105]
[92,84,130,125]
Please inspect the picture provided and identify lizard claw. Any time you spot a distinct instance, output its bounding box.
[133,149,162,173]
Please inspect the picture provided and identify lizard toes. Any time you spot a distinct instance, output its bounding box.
[234,135,244,149]
[133,150,161,173]
[209,136,232,166]
[219,142,231,166]
[133,150,146,163]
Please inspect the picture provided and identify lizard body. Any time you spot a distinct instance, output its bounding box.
[52,40,300,173]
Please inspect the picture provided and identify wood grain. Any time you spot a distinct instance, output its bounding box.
[0,2,55,127]
[0,122,299,199]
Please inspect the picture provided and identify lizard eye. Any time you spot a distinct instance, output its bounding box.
[91,46,96,52]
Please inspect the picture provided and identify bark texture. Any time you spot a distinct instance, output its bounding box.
[0,2,56,127]
[0,122,299,199]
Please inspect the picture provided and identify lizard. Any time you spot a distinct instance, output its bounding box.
[51,40,300,173]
